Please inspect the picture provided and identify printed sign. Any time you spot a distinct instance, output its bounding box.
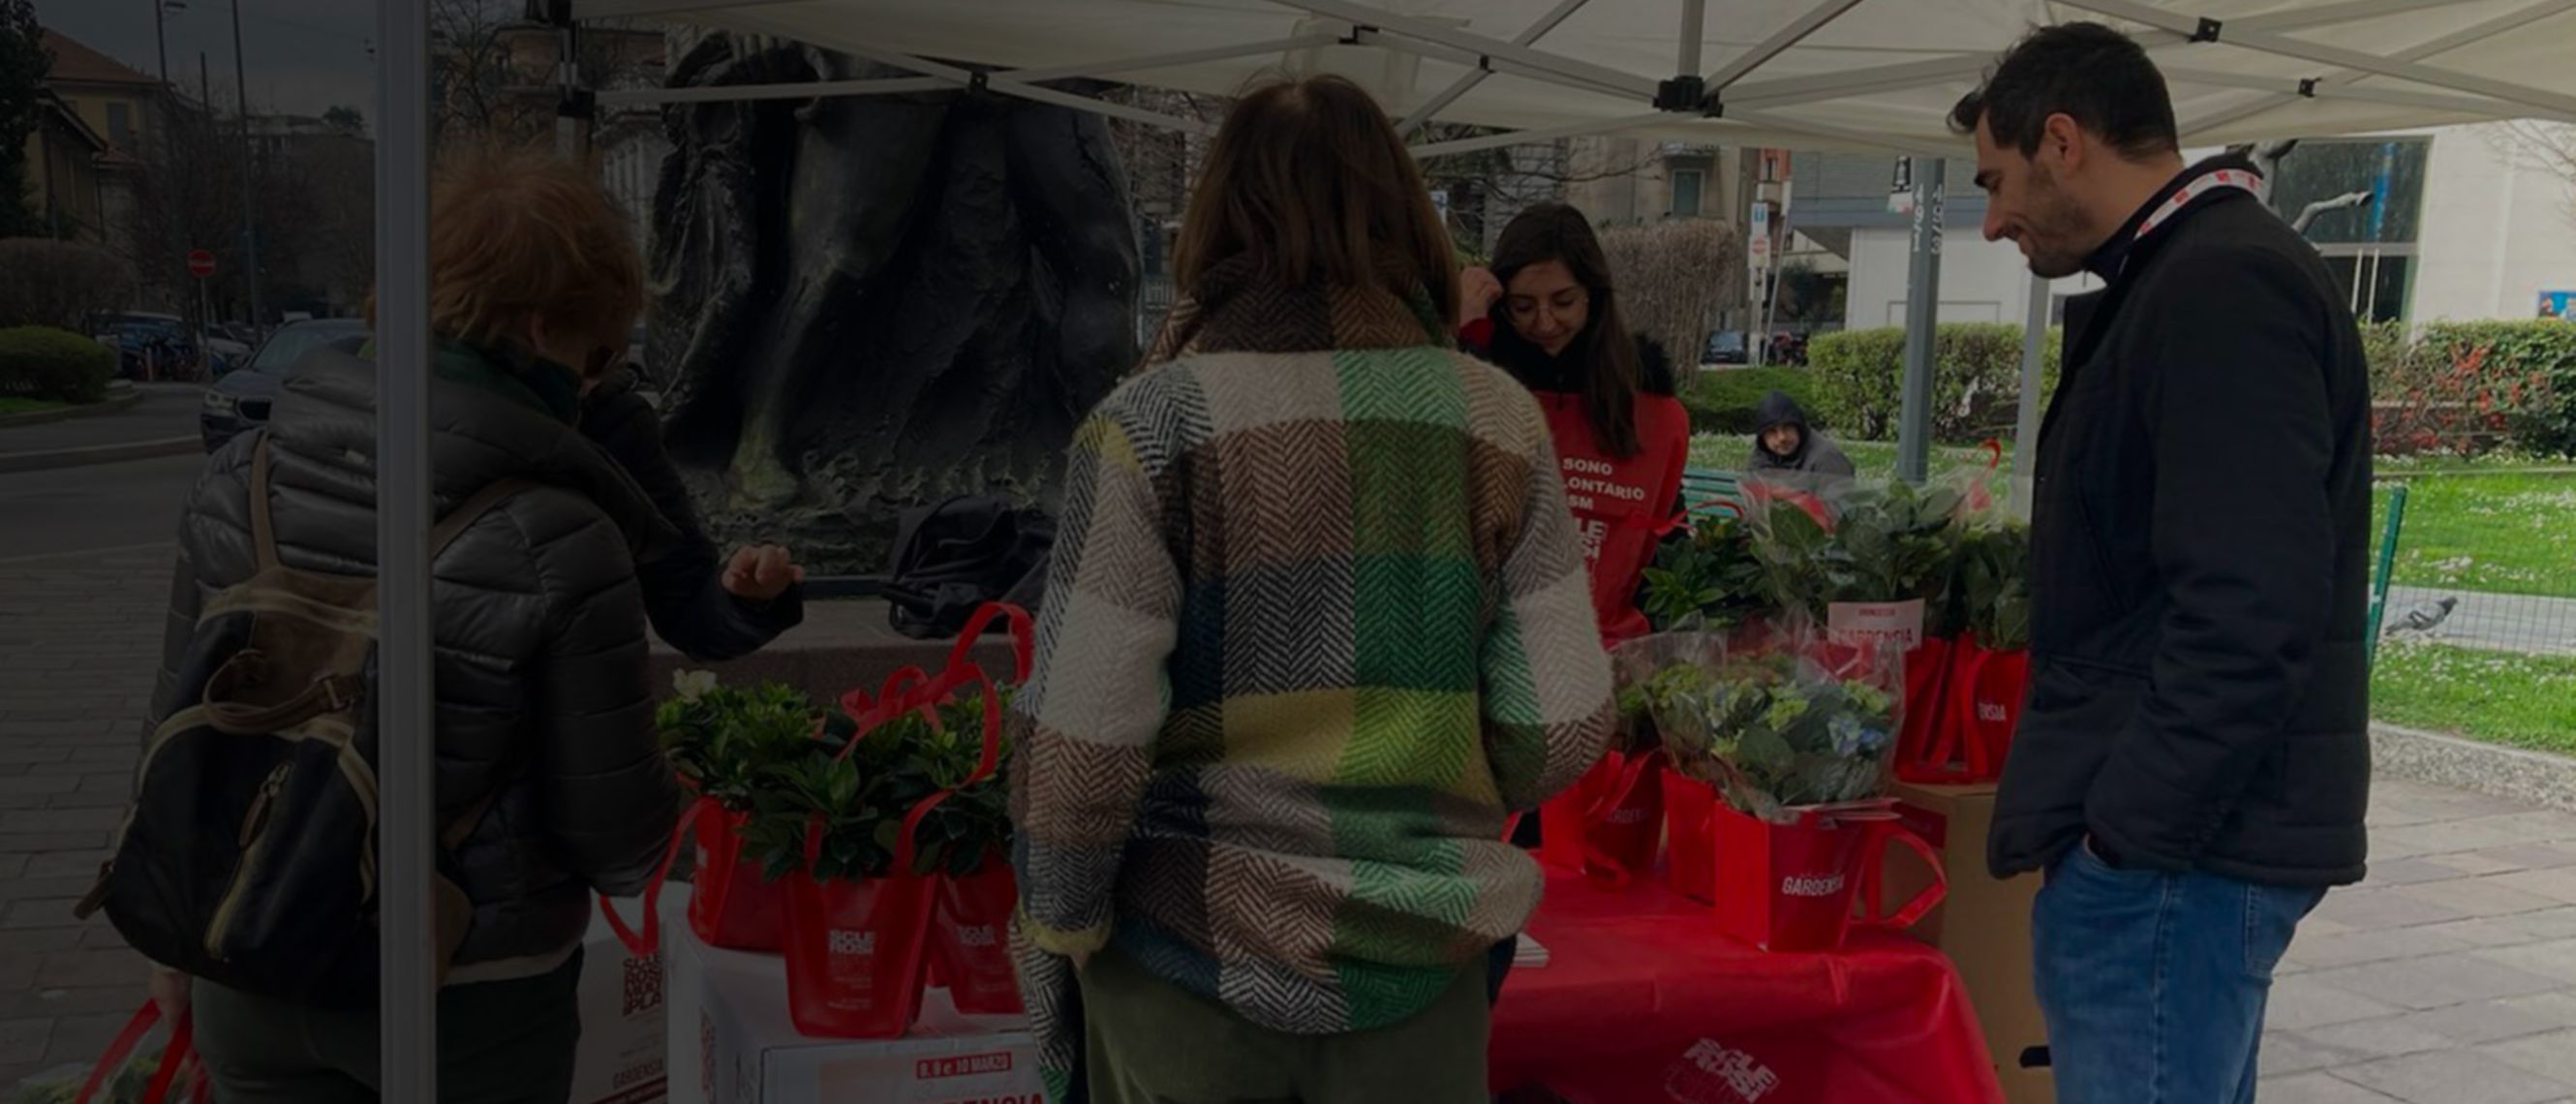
[2542,291,2576,321]
[1825,599,1926,653]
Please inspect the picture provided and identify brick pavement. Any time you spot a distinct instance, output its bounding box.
[7,547,2576,1097]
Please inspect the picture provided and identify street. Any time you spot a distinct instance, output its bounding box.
[0,455,203,565]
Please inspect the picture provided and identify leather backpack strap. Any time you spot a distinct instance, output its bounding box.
[425,479,537,562]
[246,436,281,570]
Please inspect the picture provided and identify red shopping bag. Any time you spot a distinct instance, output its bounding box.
[1958,642,2029,779]
[1539,749,1666,885]
[1887,635,1956,783]
[1710,801,1947,952]
[76,1001,198,1104]
[1662,772,1720,904]
[928,860,1023,1015]
[686,797,787,952]
[782,601,1024,1037]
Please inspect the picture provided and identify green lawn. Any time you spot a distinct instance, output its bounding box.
[2377,472,2576,599]
[2372,640,2576,753]
[1688,434,2019,479]
[0,396,71,416]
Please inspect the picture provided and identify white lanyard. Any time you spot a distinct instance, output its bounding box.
[2131,167,2261,247]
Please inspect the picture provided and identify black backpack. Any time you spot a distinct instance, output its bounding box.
[80,438,530,1008]
[883,496,1053,640]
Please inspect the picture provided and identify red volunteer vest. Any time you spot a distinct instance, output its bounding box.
[1531,390,1691,644]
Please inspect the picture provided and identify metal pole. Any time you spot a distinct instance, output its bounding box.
[1896,156,1944,485]
[2012,273,2049,514]
[1677,0,1707,76]
[374,0,438,1099]
[230,0,264,341]
[152,1,169,84]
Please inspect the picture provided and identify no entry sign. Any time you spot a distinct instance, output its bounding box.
[187,250,216,278]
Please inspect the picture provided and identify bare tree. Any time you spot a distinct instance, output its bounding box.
[1601,218,1743,370]
[431,0,656,147]
[2491,121,2576,231]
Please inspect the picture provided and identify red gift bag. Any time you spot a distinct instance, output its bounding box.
[1539,749,1666,885]
[686,797,787,952]
[1958,642,2030,780]
[928,860,1023,1015]
[1888,635,1957,783]
[782,862,939,1036]
[1709,801,1947,952]
[1662,772,1720,904]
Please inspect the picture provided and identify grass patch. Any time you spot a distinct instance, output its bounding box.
[2377,472,2576,599]
[0,396,72,416]
[1688,433,2020,479]
[2372,640,2576,752]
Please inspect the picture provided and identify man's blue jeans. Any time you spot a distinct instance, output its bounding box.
[2033,841,2327,1104]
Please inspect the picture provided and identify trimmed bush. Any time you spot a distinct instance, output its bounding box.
[1682,365,1819,434]
[0,326,116,404]
[1808,323,2062,445]
[2372,320,2575,457]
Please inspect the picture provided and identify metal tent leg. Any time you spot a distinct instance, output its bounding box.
[2012,274,2050,514]
[1896,156,1945,485]
[374,0,439,1100]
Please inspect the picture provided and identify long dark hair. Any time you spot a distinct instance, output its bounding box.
[1173,76,1457,326]
[1488,202,1643,456]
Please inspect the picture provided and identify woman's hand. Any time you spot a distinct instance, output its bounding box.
[1457,265,1503,330]
[721,544,804,602]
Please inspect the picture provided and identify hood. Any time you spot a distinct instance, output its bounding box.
[1755,389,1813,435]
[263,348,678,559]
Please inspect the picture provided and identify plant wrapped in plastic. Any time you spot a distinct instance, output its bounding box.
[1746,477,1964,626]
[1615,632,1898,822]
[1639,512,1775,634]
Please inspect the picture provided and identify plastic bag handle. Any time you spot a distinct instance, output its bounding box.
[946,601,1035,685]
[599,796,701,957]
[1855,821,1947,932]
[77,1003,190,1104]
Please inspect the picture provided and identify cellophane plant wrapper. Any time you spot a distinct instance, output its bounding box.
[1613,630,1902,822]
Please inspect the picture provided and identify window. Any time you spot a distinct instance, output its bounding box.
[1671,169,1704,218]
[107,102,133,149]
[2317,251,2413,324]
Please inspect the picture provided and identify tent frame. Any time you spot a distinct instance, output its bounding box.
[371,3,2576,1096]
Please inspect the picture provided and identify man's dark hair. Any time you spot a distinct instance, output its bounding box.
[1948,22,2179,159]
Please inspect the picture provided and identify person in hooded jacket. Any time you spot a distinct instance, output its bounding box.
[1457,201,1692,645]
[1745,389,1856,480]
[148,145,685,1104]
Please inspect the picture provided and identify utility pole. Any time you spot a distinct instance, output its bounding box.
[230,0,264,339]
[151,0,169,83]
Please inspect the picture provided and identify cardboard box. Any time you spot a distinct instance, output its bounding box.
[575,896,673,1104]
[1883,782,2052,1104]
[666,903,1047,1104]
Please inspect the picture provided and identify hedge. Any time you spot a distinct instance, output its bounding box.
[1681,366,1820,434]
[0,326,116,404]
[2372,320,2576,457]
[1807,323,2063,445]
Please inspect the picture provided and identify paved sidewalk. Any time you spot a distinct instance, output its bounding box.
[7,548,2576,1095]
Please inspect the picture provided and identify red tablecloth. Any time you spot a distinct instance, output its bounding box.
[1490,871,2004,1104]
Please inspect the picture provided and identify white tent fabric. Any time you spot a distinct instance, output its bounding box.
[574,0,2576,151]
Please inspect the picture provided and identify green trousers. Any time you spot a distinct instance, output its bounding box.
[1079,949,1490,1104]
[191,951,583,1104]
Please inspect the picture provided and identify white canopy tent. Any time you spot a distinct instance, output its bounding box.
[366,2,2576,1098]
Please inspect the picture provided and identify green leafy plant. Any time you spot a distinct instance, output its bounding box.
[1753,478,1963,624]
[740,684,1016,882]
[1641,513,1774,632]
[1951,522,2032,651]
[1634,647,1896,820]
[658,673,839,812]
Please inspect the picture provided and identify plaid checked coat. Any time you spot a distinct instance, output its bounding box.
[1008,259,1617,1096]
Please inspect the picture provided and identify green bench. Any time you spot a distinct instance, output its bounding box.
[1679,466,1748,522]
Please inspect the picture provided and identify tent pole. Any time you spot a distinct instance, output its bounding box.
[2180,0,2576,137]
[1897,155,1944,486]
[1397,0,1591,136]
[1704,0,1866,92]
[374,0,438,1100]
[2059,0,2576,118]
[2013,274,2049,514]
[1677,0,1706,76]
[1268,0,1658,100]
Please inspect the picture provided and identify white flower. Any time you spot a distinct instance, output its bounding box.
[672,669,718,700]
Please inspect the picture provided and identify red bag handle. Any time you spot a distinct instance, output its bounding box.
[946,600,1035,685]
[1855,821,1947,933]
[808,659,1007,879]
[599,796,703,957]
[76,1002,192,1104]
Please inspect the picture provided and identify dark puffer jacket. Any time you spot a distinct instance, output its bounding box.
[149,349,685,977]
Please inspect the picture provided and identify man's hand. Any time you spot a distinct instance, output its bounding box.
[1457,265,1504,329]
[149,967,191,1023]
[721,544,804,602]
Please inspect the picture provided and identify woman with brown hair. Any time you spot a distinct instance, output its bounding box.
[1459,202,1694,644]
[1008,76,1614,1104]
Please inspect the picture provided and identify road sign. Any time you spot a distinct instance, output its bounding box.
[186,250,217,279]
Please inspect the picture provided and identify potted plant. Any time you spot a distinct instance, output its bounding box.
[659,673,844,951]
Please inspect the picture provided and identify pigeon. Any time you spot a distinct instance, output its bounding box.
[2388,596,2459,635]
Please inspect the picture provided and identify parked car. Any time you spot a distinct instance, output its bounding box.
[200,319,371,451]
[1702,329,1749,365]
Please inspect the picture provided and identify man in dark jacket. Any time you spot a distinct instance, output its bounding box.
[1744,389,1855,479]
[1953,24,2371,1104]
